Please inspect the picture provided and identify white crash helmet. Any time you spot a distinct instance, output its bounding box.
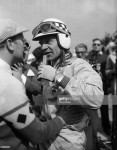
[32,18,71,50]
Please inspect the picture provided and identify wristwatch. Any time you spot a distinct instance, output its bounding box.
[55,73,64,85]
[55,73,70,88]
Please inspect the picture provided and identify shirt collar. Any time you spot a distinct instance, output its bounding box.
[109,54,116,64]
[0,58,12,75]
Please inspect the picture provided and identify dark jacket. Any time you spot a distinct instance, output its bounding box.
[88,50,108,94]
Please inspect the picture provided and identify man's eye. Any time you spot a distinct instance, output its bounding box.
[46,39,51,43]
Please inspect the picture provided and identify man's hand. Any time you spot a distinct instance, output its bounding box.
[11,63,23,81]
[38,65,56,81]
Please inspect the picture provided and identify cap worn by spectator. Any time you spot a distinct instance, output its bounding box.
[0,18,28,44]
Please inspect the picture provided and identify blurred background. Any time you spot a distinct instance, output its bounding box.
[0,0,116,52]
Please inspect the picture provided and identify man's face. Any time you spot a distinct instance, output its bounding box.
[110,46,116,56]
[39,35,61,62]
[75,47,87,59]
[93,40,102,52]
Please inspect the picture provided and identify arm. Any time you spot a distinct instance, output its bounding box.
[55,59,104,109]
[19,116,62,144]
[1,77,64,144]
[105,56,115,77]
[23,75,42,95]
[37,60,104,109]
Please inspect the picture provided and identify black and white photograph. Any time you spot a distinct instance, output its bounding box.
[0,0,116,150]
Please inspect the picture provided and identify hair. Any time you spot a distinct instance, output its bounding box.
[75,43,87,51]
[0,41,6,49]
[33,46,44,59]
[93,38,102,44]
[108,41,116,48]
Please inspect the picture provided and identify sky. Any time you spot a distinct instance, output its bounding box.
[0,0,116,52]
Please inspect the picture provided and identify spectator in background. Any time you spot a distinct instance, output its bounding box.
[106,41,116,95]
[106,41,117,150]
[75,43,88,60]
[107,41,116,55]
[88,38,111,136]
[75,43,99,149]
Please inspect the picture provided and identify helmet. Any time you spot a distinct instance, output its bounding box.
[32,18,71,50]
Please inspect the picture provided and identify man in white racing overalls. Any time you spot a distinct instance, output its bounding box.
[32,18,104,150]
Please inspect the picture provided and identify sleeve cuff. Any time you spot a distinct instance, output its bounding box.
[21,74,27,85]
[55,73,70,88]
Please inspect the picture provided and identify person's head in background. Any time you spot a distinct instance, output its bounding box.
[107,41,116,56]
[92,38,102,53]
[75,43,88,59]
[31,46,45,69]
[32,46,43,62]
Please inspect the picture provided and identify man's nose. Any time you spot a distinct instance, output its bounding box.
[79,53,82,57]
[41,43,48,50]
[41,44,48,53]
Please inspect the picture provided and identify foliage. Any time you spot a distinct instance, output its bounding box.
[102,31,117,46]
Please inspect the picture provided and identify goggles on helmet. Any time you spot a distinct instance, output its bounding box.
[32,21,71,40]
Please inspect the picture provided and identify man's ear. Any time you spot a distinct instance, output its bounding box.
[6,39,14,52]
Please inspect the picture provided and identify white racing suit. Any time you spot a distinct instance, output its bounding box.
[39,56,104,150]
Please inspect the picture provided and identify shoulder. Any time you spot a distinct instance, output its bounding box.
[70,57,94,75]
[0,70,26,94]
[0,70,28,116]
[0,68,24,90]
[72,57,92,68]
